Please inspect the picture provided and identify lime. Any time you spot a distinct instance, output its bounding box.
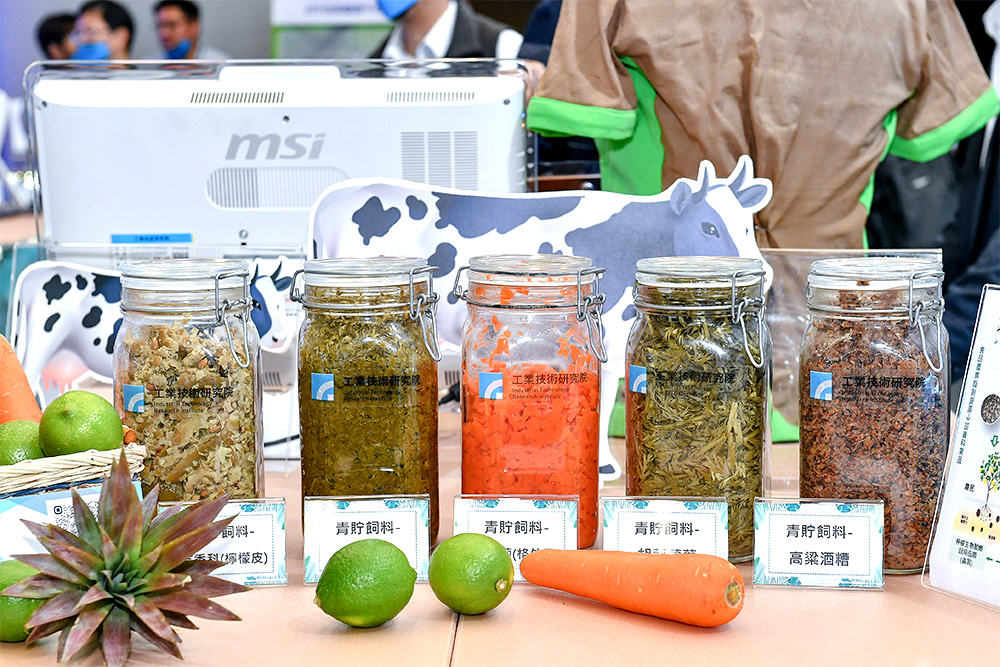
[0,560,43,642]
[0,421,43,465]
[38,390,123,457]
[314,539,416,628]
[428,533,514,615]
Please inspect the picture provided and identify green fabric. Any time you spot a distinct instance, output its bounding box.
[890,88,1000,162]
[594,58,665,196]
[526,97,636,140]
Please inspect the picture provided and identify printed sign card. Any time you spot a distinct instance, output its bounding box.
[753,499,884,589]
[453,496,577,580]
[303,495,430,583]
[602,497,728,558]
[924,285,1000,611]
[163,498,287,587]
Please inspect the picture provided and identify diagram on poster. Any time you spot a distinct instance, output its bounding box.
[925,285,1000,610]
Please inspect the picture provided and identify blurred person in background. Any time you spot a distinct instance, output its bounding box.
[36,13,77,60]
[73,0,134,60]
[150,0,229,60]
[372,0,522,59]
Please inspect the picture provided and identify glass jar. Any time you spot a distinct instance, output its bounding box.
[625,257,770,562]
[455,254,606,549]
[292,258,441,542]
[799,257,948,573]
[114,259,263,501]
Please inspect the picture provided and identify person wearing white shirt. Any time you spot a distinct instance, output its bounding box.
[373,0,522,60]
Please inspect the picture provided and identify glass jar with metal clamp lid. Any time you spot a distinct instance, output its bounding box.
[113,258,263,502]
[799,256,948,573]
[453,254,606,549]
[625,256,771,562]
[291,257,441,542]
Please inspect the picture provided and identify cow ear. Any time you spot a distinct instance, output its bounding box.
[670,182,692,215]
[734,184,770,212]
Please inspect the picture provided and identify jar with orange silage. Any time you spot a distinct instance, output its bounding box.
[453,254,607,548]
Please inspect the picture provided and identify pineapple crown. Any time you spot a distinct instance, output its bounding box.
[2,452,249,667]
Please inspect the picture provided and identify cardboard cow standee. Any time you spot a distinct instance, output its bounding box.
[309,154,774,479]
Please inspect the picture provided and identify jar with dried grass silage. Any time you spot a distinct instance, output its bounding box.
[625,256,771,562]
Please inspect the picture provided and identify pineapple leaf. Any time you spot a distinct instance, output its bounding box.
[106,453,143,553]
[75,583,112,609]
[14,553,89,587]
[132,596,180,643]
[141,572,192,594]
[151,518,235,575]
[2,573,73,599]
[35,518,101,560]
[119,493,144,566]
[142,494,231,557]
[140,484,160,533]
[135,543,162,576]
[102,606,132,667]
[20,518,55,541]
[72,489,103,552]
[162,609,198,630]
[146,590,242,621]
[24,617,72,645]
[130,616,183,660]
[56,618,101,663]
[174,559,228,575]
[176,573,249,598]
[100,525,121,570]
[26,588,85,627]
[37,535,102,579]
[62,602,112,662]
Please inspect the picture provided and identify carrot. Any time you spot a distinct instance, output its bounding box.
[519,549,744,627]
[0,333,42,424]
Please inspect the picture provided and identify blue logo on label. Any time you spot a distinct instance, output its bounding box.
[628,365,647,394]
[311,373,336,401]
[810,371,833,401]
[123,384,145,413]
[479,372,504,400]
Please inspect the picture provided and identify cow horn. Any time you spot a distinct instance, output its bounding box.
[271,262,282,281]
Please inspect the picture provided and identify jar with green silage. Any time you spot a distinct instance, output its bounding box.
[292,257,441,542]
[625,256,771,562]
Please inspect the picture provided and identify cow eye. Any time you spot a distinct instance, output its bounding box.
[701,221,720,237]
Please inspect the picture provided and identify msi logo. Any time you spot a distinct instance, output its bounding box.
[225,133,326,160]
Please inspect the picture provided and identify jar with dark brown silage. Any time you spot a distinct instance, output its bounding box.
[799,257,948,573]
[292,258,441,542]
[625,256,771,562]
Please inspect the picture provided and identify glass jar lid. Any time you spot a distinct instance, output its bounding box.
[466,253,596,286]
[120,258,249,292]
[300,257,433,288]
[807,257,943,292]
[635,256,764,288]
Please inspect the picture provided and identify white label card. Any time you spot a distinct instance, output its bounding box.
[303,495,430,583]
[162,498,287,587]
[925,285,1000,610]
[602,497,728,558]
[453,496,577,580]
[753,499,884,589]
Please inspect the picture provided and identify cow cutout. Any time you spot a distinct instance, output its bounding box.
[10,257,301,446]
[309,155,773,480]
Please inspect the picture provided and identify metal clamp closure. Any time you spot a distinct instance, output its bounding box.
[214,271,252,369]
[908,270,945,373]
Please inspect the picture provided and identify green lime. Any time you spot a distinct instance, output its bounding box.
[314,539,416,628]
[428,533,514,615]
[0,560,43,642]
[0,421,43,465]
[38,390,123,457]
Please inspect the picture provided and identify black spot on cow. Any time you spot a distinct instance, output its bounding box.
[447,292,459,305]
[93,338,101,346]
[406,195,428,220]
[82,306,102,329]
[432,191,583,237]
[92,274,122,303]
[428,243,457,277]
[106,318,122,354]
[44,312,60,332]
[621,304,635,321]
[352,196,402,244]
[76,274,87,290]
[537,242,563,255]
[43,275,72,304]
